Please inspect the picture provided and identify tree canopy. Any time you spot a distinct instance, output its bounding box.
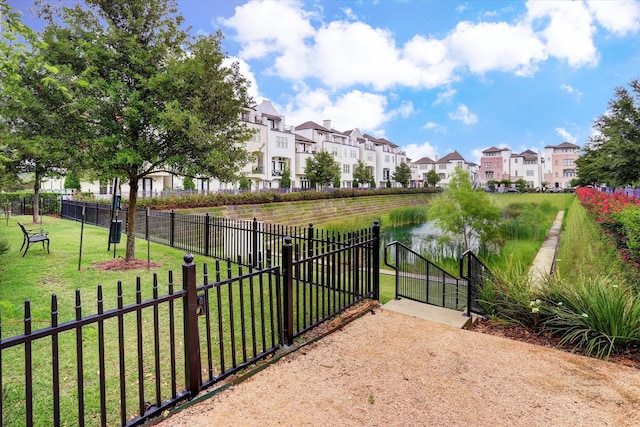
[393,161,412,188]
[426,169,440,187]
[304,150,340,189]
[352,160,372,188]
[428,167,503,254]
[576,79,640,187]
[31,0,255,259]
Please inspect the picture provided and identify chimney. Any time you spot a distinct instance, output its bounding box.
[434,155,439,162]
[323,119,332,130]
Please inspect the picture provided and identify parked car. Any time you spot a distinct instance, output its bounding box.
[547,187,564,193]
[504,188,520,193]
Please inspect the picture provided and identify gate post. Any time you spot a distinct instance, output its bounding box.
[204,213,210,257]
[372,221,380,301]
[182,254,201,397]
[282,237,294,346]
[170,211,176,248]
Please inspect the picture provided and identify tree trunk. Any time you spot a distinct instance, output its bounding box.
[126,178,138,260]
[32,171,41,224]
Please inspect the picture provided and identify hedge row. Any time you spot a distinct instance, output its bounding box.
[131,187,441,210]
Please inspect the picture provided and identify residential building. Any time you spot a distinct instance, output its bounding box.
[435,151,476,187]
[543,142,579,189]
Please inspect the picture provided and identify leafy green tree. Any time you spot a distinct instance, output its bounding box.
[304,151,340,189]
[38,0,255,259]
[0,44,79,223]
[183,177,196,191]
[393,161,412,188]
[279,165,291,189]
[352,160,373,188]
[64,172,82,191]
[576,79,640,187]
[515,179,527,192]
[428,167,503,253]
[239,176,250,190]
[426,169,440,187]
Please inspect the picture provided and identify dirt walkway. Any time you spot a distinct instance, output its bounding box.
[153,308,640,426]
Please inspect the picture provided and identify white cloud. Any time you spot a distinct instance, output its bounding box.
[555,127,577,143]
[526,0,599,67]
[449,104,478,125]
[424,122,438,130]
[218,0,315,60]
[403,141,439,161]
[433,87,457,105]
[282,87,390,132]
[561,83,583,99]
[446,20,547,76]
[588,0,640,36]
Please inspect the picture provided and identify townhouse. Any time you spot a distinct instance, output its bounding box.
[41,101,529,197]
[479,142,580,190]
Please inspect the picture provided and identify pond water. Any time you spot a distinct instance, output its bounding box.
[381,221,476,260]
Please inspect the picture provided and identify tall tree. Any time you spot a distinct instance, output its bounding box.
[576,79,640,187]
[428,167,503,253]
[1,1,77,221]
[279,165,291,189]
[393,161,412,188]
[38,0,255,259]
[304,150,340,189]
[352,160,372,188]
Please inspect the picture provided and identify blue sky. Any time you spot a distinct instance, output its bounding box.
[9,0,640,163]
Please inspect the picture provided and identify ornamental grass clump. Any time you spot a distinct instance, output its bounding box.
[543,274,640,359]
[477,265,546,328]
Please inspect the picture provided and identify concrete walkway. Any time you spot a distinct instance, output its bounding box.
[384,211,565,327]
[528,210,564,287]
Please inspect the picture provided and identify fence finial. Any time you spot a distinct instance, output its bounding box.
[184,253,194,264]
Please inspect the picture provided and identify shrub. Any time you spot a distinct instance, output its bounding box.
[0,237,8,256]
[543,274,640,358]
[617,206,640,259]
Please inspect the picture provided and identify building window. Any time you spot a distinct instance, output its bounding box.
[367,154,374,161]
[343,164,351,173]
[514,158,518,163]
[524,159,537,165]
[563,159,575,166]
[439,164,447,170]
[351,150,357,159]
[252,133,261,143]
[276,136,288,148]
[484,162,493,168]
[526,170,534,176]
[383,169,390,180]
[485,171,494,180]
[439,173,446,180]
[563,169,576,177]
[385,155,390,163]
[99,179,109,195]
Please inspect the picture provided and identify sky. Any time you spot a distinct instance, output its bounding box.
[8,0,640,163]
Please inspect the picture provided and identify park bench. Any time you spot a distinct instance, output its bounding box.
[18,222,50,257]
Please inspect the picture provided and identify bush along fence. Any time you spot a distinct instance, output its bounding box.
[0,224,380,426]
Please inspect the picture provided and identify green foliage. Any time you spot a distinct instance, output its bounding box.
[0,237,9,255]
[352,160,373,188]
[182,176,196,191]
[304,151,341,189]
[515,179,527,192]
[392,162,412,188]
[279,165,291,189]
[616,206,640,259]
[426,169,440,187]
[64,172,81,191]
[386,206,429,226]
[428,167,503,253]
[36,0,255,259]
[478,266,544,327]
[543,274,640,358]
[576,79,640,186]
[239,176,250,190]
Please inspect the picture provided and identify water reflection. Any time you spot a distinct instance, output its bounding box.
[381,221,474,260]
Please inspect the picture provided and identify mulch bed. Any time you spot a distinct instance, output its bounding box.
[475,318,640,369]
[93,258,161,271]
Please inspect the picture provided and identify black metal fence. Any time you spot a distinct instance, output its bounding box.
[384,241,466,310]
[61,200,365,269]
[384,241,491,316]
[459,249,494,316]
[0,231,379,426]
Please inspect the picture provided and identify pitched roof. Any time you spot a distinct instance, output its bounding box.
[545,141,580,149]
[295,121,331,132]
[437,150,465,163]
[416,156,435,164]
[482,146,502,153]
[295,133,314,143]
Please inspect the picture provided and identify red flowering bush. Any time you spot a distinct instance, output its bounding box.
[576,187,640,264]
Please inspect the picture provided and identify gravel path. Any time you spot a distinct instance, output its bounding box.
[153,307,640,426]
